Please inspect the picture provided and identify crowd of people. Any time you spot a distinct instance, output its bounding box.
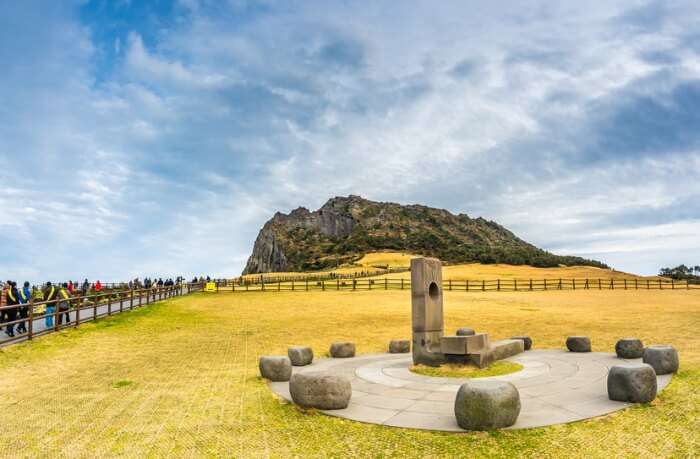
[0,276,211,339]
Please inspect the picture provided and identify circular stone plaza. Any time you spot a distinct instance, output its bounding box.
[262,257,678,432]
[269,350,673,431]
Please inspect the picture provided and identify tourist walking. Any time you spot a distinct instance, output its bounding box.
[16,281,31,334]
[5,281,19,338]
[0,281,7,332]
[43,281,57,328]
[57,283,71,326]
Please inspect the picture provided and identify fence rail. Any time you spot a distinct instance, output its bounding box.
[0,282,205,348]
[208,277,700,293]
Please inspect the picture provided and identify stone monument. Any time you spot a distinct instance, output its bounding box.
[411,257,447,366]
[411,257,520,368]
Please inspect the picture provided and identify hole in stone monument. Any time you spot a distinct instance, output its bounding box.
[428,282,439,300]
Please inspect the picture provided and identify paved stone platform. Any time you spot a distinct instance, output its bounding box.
[269,350,672,431]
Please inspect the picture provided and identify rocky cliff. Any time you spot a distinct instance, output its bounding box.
[242,195,608,274]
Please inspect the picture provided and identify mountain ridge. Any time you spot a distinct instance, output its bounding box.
[242,195,608,274]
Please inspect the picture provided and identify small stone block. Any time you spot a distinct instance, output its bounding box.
[607,364,657,403]
[440,336,468,355]
[468,349,494,369]
[259,356,292,382]
[643,345,679,375]
[615,338,644,359]
[389,340,410,353]
[454,381,521,430]
[290,372,352,410]
[490,339,525,360]
[511,336,532,351]
[456,328,476,336]
[566,336,591,352]
[330,342,356,358]
[288,346,314,366]
[440,334,489,355]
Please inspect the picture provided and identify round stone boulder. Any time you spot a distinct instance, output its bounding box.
[454,381,521,430]
[643,345,679,375]
[389,339,410,354]
[329,342,356,358]
[615,338,644,359]
[456,328,476,336]
[511,336,533,351]
[607,363,657,403]
[288,346,314,366]
[289,372,352,410]
[258,356,292,382]
[566,336,591,353]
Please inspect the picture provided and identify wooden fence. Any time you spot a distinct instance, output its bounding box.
[238,267,410,285]
[209,277,700,293]
[0,282,205,347]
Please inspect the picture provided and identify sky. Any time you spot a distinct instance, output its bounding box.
[1,0,700,282]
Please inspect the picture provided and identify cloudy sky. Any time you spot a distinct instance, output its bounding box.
[2,0,700,281]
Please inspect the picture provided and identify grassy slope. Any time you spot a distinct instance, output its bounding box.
[0,290,698,458]
[244,251,652,282]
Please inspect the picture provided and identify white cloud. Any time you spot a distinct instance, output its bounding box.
[2,0,700,282]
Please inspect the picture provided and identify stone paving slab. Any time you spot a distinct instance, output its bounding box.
[269,350,673,432]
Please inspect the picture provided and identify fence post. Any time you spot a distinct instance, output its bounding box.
[598,279,602,290]
[559,278,562,290]
[572,279,575,290]
[482,280,485,292]
[659,279,662,290]
[306,279,309,291]
[544,279,547,291]
[449,279,452,291]
[401,279,404,290]
[514,279,517,291]
[292,280,295,291]
[466,280,469,291]
[624,279,627,290]
[108,294,112,316]
[28,296,34,340]
[672,279,674,290]
[529,279,533,291]
[385,278,388,290]
[497,279,500,291]
[93,295,98,321]
[53,298,59,332]
[130,290,134,310]
[635,279,638,290]
[75,296,80,327]
[120,294,123,313]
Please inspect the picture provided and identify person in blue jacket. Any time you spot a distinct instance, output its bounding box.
[16,281,31,334]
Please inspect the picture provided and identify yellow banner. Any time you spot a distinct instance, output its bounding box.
[205,282,217,292]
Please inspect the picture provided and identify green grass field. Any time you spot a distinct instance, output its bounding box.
[0,288,698,458]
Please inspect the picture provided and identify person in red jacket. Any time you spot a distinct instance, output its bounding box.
[67,280,74,294]
[95,280,102,292]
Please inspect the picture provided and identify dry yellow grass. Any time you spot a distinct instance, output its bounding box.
[411,361,523,378]
[0,288,698,458]
[243,252,657,282]
[354,252,417,267]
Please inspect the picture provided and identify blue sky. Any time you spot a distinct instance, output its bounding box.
[2,0,700,282]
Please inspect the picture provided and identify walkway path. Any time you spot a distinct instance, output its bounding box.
[0,287,186,348]
[270,350,672,431]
